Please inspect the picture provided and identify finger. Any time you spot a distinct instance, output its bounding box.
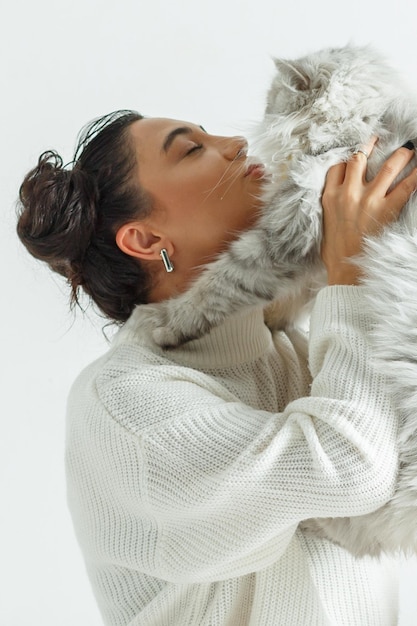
[354,136,379,161]
[325,161,346,186]
[381,166,417,222]
[345,136,378,183]
[371,143,416,194]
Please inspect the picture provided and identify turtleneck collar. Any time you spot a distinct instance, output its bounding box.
[113,304,275,369]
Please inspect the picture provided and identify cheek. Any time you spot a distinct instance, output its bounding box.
[163,165,242,219]
[194,162,232,198]
[170,175,213,207]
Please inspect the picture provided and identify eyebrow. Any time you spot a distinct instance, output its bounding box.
[161,125,207,154]
[162,127,193,153]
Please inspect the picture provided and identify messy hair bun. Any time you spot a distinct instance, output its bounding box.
[18,151,97,282]
[17,111,152,322]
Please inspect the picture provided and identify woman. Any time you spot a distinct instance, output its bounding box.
[17,110,417,625]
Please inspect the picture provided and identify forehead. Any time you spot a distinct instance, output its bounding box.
[129,117,194,163]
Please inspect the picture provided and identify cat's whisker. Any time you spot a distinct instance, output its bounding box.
[202,161,237,201]
[218,165,247,200]
[202,160,247,203]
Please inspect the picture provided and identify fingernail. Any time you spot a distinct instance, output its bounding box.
[402,141,415,150]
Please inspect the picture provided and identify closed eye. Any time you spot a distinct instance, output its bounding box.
[186,143,203,156]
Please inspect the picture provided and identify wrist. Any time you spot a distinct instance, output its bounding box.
[326,263,361,286]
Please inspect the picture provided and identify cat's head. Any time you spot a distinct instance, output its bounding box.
[265,51,333,116]
[264,45,403,153]
[266,45,397,116]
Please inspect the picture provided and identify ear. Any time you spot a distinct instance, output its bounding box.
[273,58,311,91]
[116,221,173,262]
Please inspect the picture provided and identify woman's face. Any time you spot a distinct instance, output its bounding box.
[128,118,266,281]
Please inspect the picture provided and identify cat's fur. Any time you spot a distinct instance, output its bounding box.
[146,45,417,556]
[151,46,417,347]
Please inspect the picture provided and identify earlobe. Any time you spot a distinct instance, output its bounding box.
[116,221,172,262]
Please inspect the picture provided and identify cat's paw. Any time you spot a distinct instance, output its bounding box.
[151,295,217,349]
[152,324,187,349]
[150,299,203,348]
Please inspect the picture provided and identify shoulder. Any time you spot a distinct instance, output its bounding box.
[67,334,231,437]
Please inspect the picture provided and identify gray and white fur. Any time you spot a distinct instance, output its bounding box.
[146,45,417,557]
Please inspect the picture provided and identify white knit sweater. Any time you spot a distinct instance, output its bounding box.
[66,286,399,626]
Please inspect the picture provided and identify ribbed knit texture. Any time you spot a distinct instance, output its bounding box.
[66,286,399,625]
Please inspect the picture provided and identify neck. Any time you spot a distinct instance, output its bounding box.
[148,263,203,302]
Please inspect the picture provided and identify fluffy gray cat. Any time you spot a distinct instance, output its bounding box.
[147,45,417,556]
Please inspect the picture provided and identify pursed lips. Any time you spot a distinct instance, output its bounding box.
[244,162,266,178]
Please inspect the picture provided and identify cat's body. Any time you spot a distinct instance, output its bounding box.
[147,45,417,556]
[151,46,417,347]
[300,223,417,557]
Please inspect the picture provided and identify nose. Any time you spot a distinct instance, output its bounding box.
[218,135,248,161]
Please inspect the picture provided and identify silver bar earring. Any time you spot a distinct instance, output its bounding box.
[160,248,174,273]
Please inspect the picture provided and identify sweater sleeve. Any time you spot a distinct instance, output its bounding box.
[66,286,398,584]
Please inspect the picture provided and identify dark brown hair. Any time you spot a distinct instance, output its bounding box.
[17,110,152,323]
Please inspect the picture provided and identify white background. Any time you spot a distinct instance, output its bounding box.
[2,1,417,624]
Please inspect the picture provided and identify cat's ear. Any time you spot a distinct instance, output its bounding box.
[272,58,311,92]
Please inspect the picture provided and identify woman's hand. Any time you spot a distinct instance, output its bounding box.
[321,138,417,285]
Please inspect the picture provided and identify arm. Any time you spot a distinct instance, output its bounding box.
[67,286,398,583]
